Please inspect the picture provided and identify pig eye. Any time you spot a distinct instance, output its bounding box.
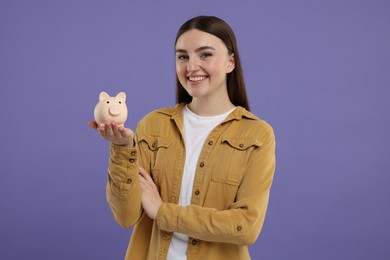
[119,101,122,104]
[106,101,109,104]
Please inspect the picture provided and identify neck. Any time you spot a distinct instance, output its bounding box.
[188,96,235,116]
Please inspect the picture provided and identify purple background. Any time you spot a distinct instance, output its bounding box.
[1,0,389,259]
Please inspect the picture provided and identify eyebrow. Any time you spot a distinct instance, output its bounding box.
[175,46,216,53]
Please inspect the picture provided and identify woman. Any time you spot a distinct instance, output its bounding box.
[91,16,276,260]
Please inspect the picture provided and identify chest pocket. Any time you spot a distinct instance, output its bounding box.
[212,137,263,185]
[204,137,262,210]
[138,135,172,184]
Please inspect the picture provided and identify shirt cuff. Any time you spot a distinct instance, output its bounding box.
[110,143,137,164]
[156,203,181,232]
[109,142,138,184]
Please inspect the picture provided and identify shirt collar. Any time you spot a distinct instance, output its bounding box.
[157,102,258,122]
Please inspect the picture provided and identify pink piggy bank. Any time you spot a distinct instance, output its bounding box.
[94,91,128,125]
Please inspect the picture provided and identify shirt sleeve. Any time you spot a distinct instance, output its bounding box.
[156,129,276,245]
[105,142,143,227]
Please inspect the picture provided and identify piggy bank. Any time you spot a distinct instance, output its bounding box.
[94,91,128,125]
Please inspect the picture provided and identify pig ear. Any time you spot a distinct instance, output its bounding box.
[99,92,110,101]
[116,92,126,102]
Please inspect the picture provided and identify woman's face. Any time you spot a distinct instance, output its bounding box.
[175,29,235,101]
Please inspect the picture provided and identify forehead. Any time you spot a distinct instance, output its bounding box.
[175,29,227,51]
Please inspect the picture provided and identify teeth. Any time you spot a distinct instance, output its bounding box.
[189,76,207,82]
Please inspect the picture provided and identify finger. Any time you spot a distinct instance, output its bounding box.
[139,175,147,187]
[139,175,154,193]
[139,168,153,185]
[139,167,152,181]
[111,122,122,138]
[104,122,114,137]
[139,182,148,195]
[88,121,98,129]
[98,124,109,140]
[139,168,158,192]
[118,125,133,138]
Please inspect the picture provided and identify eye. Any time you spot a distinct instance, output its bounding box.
[201,52,212,58]
[119,101,122,104]
[177,55,188,60]
[106,101,110,104]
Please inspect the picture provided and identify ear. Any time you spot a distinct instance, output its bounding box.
[116,92,126,102]
[226,53,235,74]
[99,91,110,101]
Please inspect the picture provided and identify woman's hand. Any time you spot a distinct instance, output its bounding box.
[139,167,163,220]
[88,121,134,147]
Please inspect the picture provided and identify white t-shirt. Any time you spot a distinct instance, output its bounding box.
[167,105,235,260]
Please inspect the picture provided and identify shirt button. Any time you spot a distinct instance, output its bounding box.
[236,225,242,231]
[162,231,171,239]
[239,144,244,148]
[208,140,213,145]
[131,151,136,156]
[194,190,200,195]
[192,239,197,245]
[129,158,135,163]
[126,178,132,184]
[199,162,204,167]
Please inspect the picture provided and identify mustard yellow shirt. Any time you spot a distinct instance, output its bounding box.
[106,103,276,260]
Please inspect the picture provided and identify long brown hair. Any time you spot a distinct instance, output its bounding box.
[175,16,250,111]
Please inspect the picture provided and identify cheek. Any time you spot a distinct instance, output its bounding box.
[211,60,230,76]
[175,64,181,75]
[176,64,187,79]
[206,63,222,77]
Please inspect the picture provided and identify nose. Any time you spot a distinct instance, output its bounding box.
[187,58,199,72]
[109,106,120,116]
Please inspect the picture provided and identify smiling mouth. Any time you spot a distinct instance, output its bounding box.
[188,76,208,82]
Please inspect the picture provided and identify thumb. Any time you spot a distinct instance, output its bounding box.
[88,121,98,129]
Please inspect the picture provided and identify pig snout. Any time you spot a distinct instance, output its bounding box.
[109,106,121,117]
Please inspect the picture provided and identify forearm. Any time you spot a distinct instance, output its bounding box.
[106,143,143,227]
[156,196,269,246]
[157,132,276,245]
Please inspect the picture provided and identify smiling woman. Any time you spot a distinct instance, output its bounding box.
[175,16,249,114]
[175,29,235,115]
[90,15,276,260]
